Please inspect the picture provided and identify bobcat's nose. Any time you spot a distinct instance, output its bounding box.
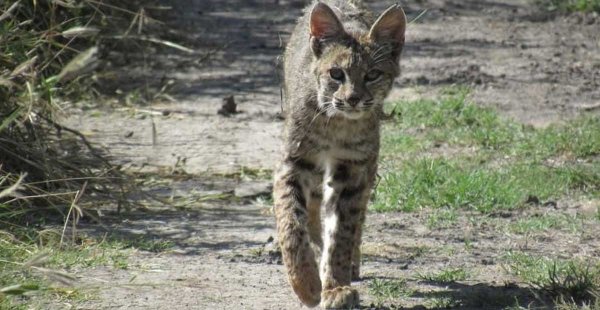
[346,96,361,107]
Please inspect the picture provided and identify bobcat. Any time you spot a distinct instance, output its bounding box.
[273,1,406,308]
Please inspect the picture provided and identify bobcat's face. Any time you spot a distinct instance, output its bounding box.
[308,3,405,120]
[315,43,397,119]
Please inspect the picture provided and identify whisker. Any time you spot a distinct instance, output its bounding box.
[371,45,386,58]
[307,102,331,127]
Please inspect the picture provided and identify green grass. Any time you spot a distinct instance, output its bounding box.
[555,299,600,310]
[381,87,521,154]
[508,213,582,234]
[368,278,414,305]
[520,116,600,160]
[374,157,598,212]
[426,207,458,229]
[417,267,469,283]
[424,297,461,308]
[504,252,600,305]
[374,89,600,213]
[537,0,600,13]
[0,228,131,308]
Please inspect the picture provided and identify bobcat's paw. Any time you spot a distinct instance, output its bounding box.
[290,272,321,307]
[320,286,359,309]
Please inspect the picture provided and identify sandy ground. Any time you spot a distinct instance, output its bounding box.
[57,0,600,309]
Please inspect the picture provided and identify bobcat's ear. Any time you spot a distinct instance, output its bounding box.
[369,5,406,60]
[309,2,345,56]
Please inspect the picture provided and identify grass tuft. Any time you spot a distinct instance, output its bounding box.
[417,267,469,283]
[424,296,462,308]
[508,213,582,234]
[0,228,130,307]
[504,252,600,305]
[368,278,414,305]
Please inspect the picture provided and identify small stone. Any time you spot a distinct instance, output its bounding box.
[481,259,494,265]
[218,95,237,116]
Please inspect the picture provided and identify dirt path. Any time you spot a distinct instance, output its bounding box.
[62,0,600,309]
[67,0,600,175]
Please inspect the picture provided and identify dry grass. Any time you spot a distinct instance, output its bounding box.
[0,1,171,307]
[0,0,181,225]
[0,0,133,226]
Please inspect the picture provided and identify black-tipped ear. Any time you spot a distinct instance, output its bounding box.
[309,2,345,56]
[369,5,406,59]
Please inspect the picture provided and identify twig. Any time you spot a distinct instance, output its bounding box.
[409,9,428,25]
[109,35,194,54]
[23,176,123,186]
[581,103,600,111]
[0,174,25,199]
[0,1,20,22]
[84,0,163,24]
[60,181,86,247]
[4,191,79,204]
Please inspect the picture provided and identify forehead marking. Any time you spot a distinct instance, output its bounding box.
[351,50,361,67]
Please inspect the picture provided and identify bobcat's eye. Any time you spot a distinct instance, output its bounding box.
[329,68,345,81]
[365,69,383,82]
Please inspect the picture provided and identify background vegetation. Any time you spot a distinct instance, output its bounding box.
[537,0,600,12]
[0,1,161,307]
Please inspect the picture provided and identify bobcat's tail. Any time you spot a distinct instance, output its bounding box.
[274,172,322,307]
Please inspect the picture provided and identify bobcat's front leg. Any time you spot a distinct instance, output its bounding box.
[319,162,372,309]
[352,207,366,280]
[274,158,322,307]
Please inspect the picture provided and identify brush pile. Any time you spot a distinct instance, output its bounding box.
[0,0,142,225]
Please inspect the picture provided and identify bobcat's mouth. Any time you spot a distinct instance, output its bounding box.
[333,106,367,119]
[340,109,365,120]
[330,99,370,119]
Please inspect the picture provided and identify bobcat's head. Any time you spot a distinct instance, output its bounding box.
[309,3,406,120]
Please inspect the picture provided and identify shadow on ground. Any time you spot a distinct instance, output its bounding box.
[359,275,550,309]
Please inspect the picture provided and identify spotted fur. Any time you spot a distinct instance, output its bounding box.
[273,1,406,308]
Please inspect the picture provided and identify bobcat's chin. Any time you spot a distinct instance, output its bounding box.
[321,105,369,120]
[339,109,368,120]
